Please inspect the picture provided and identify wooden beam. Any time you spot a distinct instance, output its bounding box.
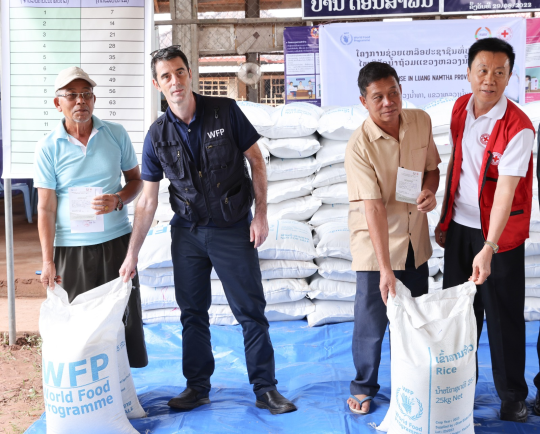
[156,0,300,13]
[154,0,160,13]
[155,17,304,25]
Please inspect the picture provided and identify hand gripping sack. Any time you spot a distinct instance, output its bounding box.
[377,281,477,434]
[39,278,140,434]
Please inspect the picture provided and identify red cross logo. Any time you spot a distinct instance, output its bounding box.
[491,152,502,166]
[501,30,509,38]
[497,27,513,41]
[480,134,490,145]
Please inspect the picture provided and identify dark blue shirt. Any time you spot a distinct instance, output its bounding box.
[141,93,261,228]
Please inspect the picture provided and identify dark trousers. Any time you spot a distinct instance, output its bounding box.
[54,232,148,368]
[443,220,528,402]
[351,242,428,397]
[171,224,277,398]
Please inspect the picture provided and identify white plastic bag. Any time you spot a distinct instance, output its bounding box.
[377,280,477,434]
[267,176,314,204]
[142,305,239,326]
[267,196,322,221]
[39,278,139,434]
[525,255,540,277]
[306,299,354,327]
[266,157,319,182]
[265,134,321,158]
[314,221,352,261]
[525,232,540,256]
[258,219,317,261]
[140,285,177,310]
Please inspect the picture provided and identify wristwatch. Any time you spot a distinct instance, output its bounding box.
[484,240,499,254]
[113,193,124,211]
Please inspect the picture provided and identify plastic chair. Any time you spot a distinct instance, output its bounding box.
[0,181,33,223]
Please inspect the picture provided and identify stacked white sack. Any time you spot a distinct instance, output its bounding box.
[139,220,317,325]
[307,221,355,327]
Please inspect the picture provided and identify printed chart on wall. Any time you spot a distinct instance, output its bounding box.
[284,27,321,106]
[1,0,154,179]
[526,18,540,103]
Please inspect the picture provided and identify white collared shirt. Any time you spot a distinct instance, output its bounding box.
[67,127,99,155]
[451,95,534,229]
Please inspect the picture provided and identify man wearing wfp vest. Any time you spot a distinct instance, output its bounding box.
[119,46,297,415]
[435,38,535,423]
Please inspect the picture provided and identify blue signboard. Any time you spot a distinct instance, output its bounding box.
[444,0,540,14]
[302,0,440,19]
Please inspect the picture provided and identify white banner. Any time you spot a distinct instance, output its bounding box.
[320,18,526,107]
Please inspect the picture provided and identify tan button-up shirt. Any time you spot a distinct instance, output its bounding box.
[345,109,441,271]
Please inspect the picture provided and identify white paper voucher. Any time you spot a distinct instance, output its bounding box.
[69,187,104,233]
[395,167,422,205]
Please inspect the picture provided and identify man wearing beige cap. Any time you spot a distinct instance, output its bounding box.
[33,67,148,368]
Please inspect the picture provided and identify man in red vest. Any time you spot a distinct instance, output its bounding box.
[435,38,535,423]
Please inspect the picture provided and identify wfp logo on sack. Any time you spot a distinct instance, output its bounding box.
[340,33,353,45]
[396,387,423,421]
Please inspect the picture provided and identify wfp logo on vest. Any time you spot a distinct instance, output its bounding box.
[340,33,353,45]
[207,129,225,139]
[396,387,424,421]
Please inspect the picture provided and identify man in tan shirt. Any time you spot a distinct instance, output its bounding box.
[344,62,440,415]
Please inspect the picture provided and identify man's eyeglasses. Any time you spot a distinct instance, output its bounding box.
[56,91,94,101]
[150,45,182,58]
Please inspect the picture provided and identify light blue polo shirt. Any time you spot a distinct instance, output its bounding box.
[34,116,138,247]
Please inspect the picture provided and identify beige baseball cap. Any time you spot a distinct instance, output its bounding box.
[55,66,97,92]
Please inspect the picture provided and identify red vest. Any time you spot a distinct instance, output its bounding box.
[440,94,534,253]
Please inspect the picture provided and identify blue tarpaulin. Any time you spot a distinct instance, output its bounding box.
[26,320,540,433]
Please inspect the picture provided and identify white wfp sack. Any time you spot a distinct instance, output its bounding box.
[317,105,368,141]
[258,219,317,261]
[309,204,349,227]
[307,274,356,301]
[315,257,356,283]
[262,102,324,139]
[531,198,540,232]
[427,209,440,237]
[314,221,352,261]
[39,279,139,434]
[116,326,146,419]
[266,156,319,181]
[265,298,315,322]
[236,101,274,134]
[139,267,174,287]
[256,138,271,164]
[428,257,441,277]
[377,281,477,434]
[260,259,318,279]
[430,237,444,257]
[525,297,540,321]
[267,196,322,221]
[155,202,174,223]
[142,305,240,326]
[140,285,176,310]
[525,232,540,256]
[265,134,321,159]
[138,223,172,270]
[210,278,310,305]
[525,255,540,277]
[312,182,349,205]
[267,176,314,204]
[306,299,355,327]
[312,163,347,188]
[315,138,348,168]
[423,97,457,135]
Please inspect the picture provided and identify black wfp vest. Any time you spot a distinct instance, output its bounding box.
[149,95,253,228]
